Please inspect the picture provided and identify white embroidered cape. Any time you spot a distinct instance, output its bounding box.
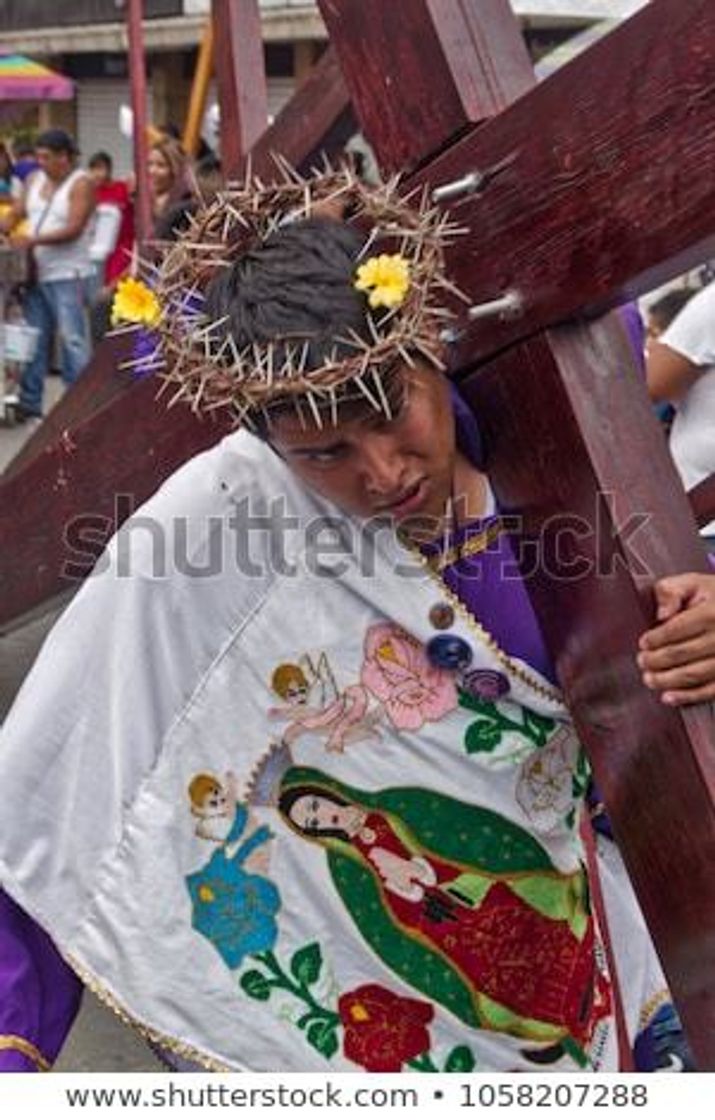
[0,432,668,1072]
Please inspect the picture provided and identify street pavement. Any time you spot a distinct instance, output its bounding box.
[1,380,163,1071]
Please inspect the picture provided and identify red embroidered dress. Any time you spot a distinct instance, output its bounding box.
[352,811,609,1045]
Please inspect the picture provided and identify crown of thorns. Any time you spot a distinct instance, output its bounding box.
[119,161,467,427]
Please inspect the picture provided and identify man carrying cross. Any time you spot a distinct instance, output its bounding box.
[0,167,713,1072]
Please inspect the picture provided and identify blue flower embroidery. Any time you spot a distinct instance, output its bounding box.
[186,806,281,970]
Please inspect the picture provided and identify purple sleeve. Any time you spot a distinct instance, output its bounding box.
[0,889,82,1072]
[618,301,646,377]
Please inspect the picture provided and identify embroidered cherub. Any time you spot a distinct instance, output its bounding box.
[186,772,280,968]
[269,653,381,754]
[188,770,239,842]
[188,771,271,874]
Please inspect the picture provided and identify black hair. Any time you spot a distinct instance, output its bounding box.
[204,215,427,438]
[88,150,112,172]
[648,288,698,333]
[205,216,370,371]
[35,128,77,155]
[154,197,197,241]
[159,122,182,142]
[278,783,353,842]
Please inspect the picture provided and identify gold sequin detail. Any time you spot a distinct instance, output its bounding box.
[66,955,232,1072]
[426,517,505,573]
[637,988,671,1032]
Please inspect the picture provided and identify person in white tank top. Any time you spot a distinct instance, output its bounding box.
[0,129,96,419]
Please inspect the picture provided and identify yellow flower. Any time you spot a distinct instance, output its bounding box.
[111,277,161,328]
[354,253,410,310]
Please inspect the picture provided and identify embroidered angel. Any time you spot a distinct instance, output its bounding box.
[269,652,381,753]
[515,726,581,834]
[185,772,281,969]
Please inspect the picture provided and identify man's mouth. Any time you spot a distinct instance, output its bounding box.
[374,478,428,517]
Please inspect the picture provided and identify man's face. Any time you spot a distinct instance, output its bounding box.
[35,146,71,182]
[269,359,456,530]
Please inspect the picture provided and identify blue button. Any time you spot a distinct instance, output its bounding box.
[426,634,474,671]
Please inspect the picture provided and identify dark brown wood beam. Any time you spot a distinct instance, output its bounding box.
[0,376,227,632]
[127,0,152,246]
[248,45,353,179]
[690,473,715,531]
[459,318,714,1062]
[407,0,715,365]
[327,0,715,366]
[3,334,133,482]
[211,0,268,178]
[318,0,534,172]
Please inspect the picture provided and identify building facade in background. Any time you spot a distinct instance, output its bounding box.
[0,1,647,175]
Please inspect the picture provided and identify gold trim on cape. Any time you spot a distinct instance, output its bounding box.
[425,517,505,573]
[0,1034,51,1071]
[65,955,233,1073]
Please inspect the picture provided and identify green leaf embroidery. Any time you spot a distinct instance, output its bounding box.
[290,942,323,987]
[408,1046,476,1073]
[522,708,556,746]
[457,689,492,715]
[460,691,558,756]
[239,970,272,1001]
[464,718,503,753]
[445,1045,476,1072]
[571,748,592,800]
[407,1052,439,1072]
[240,946,340,1060]
[306,1018,339,1059]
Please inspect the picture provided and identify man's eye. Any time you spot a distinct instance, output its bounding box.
[305,449,342,464]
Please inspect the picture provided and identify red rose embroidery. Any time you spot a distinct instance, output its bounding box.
[338,984,434,1072]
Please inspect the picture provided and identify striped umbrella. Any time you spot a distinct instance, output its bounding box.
[0,54,74,101]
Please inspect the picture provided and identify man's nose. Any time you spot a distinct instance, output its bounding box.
[358,434,406,496]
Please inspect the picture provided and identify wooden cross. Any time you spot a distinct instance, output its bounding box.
[0,0,713,1067]
[321,0,715,1066]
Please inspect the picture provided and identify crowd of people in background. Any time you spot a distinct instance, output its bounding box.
[0,124,222,423]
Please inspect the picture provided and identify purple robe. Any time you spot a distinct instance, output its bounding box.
[0,890,81,1071]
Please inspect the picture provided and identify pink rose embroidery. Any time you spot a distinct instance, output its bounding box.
[361,623,458,730]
